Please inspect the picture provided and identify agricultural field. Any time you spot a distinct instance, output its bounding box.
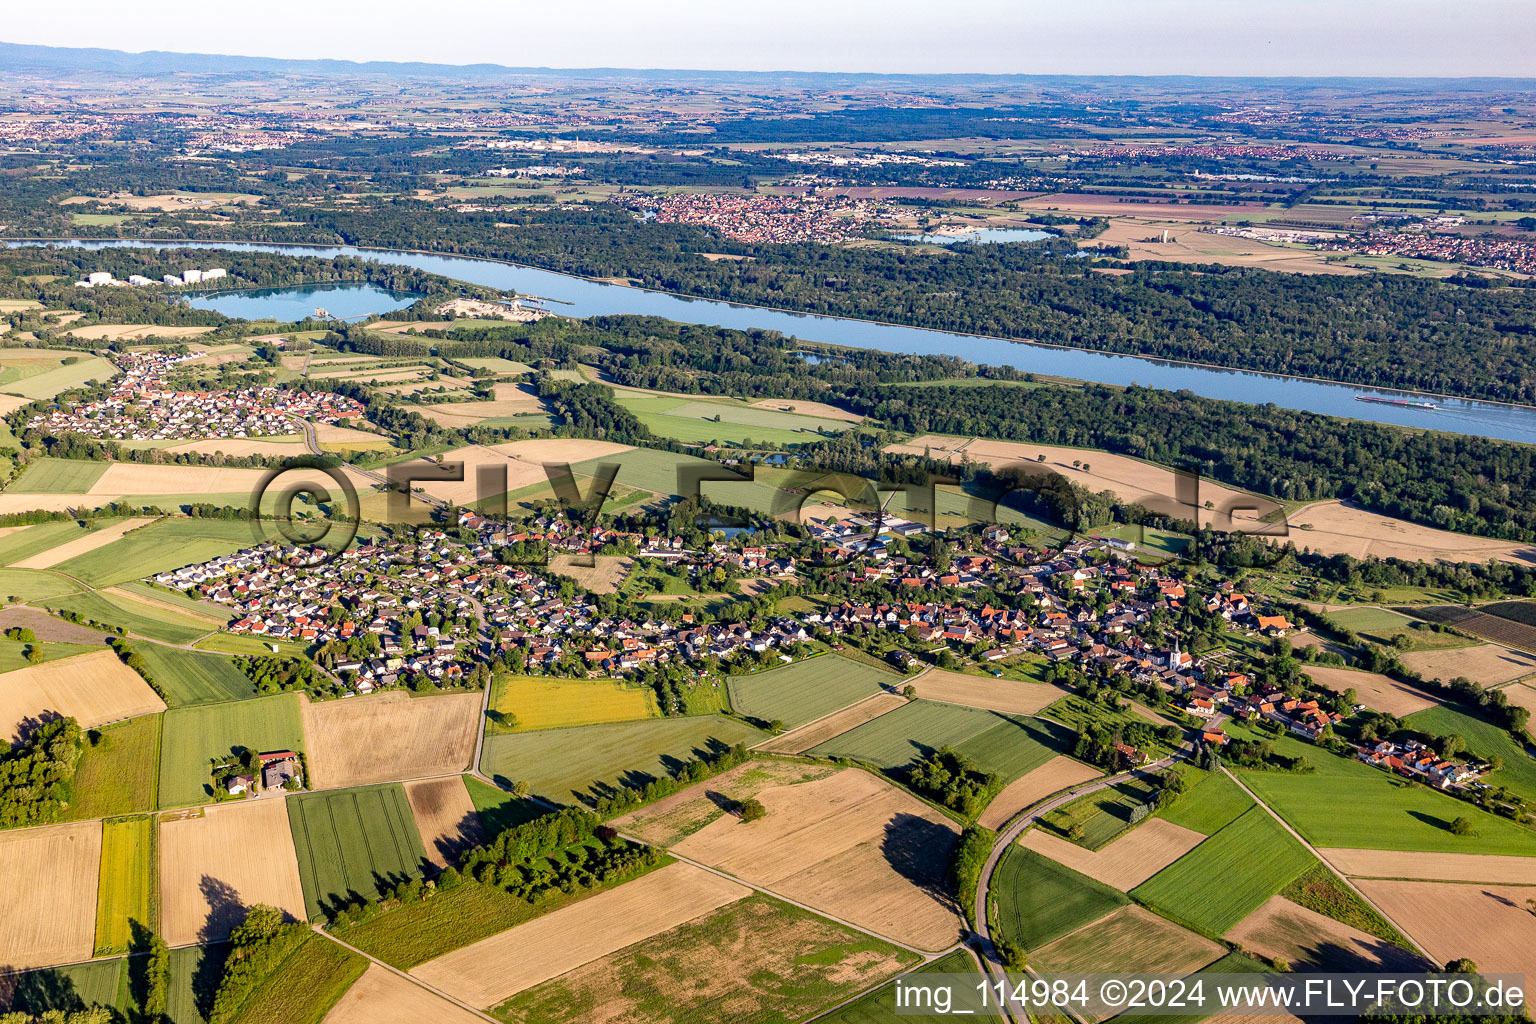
[627,765,964,950]
[6,460,110,494]
[48,518,257,588]
[218,930,366,1024]
[1327,606,1438,646]
[0,956,128,1019]
[0,635,99,673]
[11,518,154,570]
[1407,606,1536,654]
[158,797,308,945]
[1225,895,1426,972]
[411,862,752,1009]
[816,949,996,1023]
[303,690,480,789]
[569,444,712,498]
[755,692,906,754]
[65,713,161,821]
[726,653,897,729]
[331,875,549,970]
[1402,644,1536,685]
[1037,774,1163,850]
[404,775,486,869]
[1154,769,1254,836]
[978,755,1102,830]
[93,814,156,956]
[0,820,102,968]
[1319,847,1536,884]
[287,784,430,920]
[992,846,1129,950]
[547,554,632,594]
[325,964,487,1024]
[1031,905,1222,979]
[43,589,215,644]
[128,642,256,706]
[0,520,113,566]
[1230,725,1536,855]
[479,714,765,806]
[3,355,118,400]
[1353,879,1536,981]
[1131,806,1317,937]
[613,391,855,446]
[157,692,306,807]
[911,668,1065,715]
[487,893,918,1024]
[1301,664,1438,717]
[1405,704,1536,804]
[0,648,166,743]
[0,567,85,602]
[486,674,658,734]
[1021,818,1206,891]
[805,699,1074,785]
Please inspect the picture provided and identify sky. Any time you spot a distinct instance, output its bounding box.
[4,0,1535,77]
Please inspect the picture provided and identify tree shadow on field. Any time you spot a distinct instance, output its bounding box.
[0,964,87,1017]
[704,789,739,814]
[881,812,960,909]
[1407,810,1459,833]
[198,875,251,943]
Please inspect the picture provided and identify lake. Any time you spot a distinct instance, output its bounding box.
[184,282,417,320]
[15,238,1536,444]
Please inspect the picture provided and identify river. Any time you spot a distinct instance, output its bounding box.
[16,238,1536,444]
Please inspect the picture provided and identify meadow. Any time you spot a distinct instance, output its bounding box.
[463,774,545,835]
[805,699,1074,783]
[1038,774,1164,849]
[332,876,550,970]
[487,674,659,734]
[51,519,257,588]
[726,653,897,728]
[158,692,306,807]
[43,590,214,644]
[614,392,853,447]
[1154,768,1254,836]
[817,950,995,1023]
[992,846,1128,950]
[0,520,110,563]
[0,636,99,673]
[65,713,161,821]
[94,815,157,956]
[129,641,258,705]
[1229,726,1536,855]
[287,784,430,920]
[0,955,127,1019]
[219,930,366,1024]
[1405,704,1536,805]
[1131,806,1317,936]
[7,457,109,493]
[6,356,118,400]
[0,567,84,602]
[479,714,766,806]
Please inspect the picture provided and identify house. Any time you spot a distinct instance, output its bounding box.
[226,774,255,795]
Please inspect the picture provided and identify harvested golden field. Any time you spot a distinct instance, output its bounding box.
[548,554,632,594]
[755,693,906,753]
[179,344,254,367]
[1083,217,1358,274]
[1287,501,1536,564]
[0,820,101,968]
[404,776,486,869]
[615,761,840,847]
[9,517,156,569]
[1354,880,1536,979]
[0,395,31,416]
[162,437,307,458]
[668,768,963,950]
[1226,896,1425,972]
[1019,819,1206,891]
[748,398,862,423]
[1403,644,1536,686]
[1302,664,1438,716]
[1497,682,1536,724]
[66,324,216,341]
[0,649,166,743]
[409,446,554,505]
[1321,847,1536,884]
[86,462,373,497]
[0,493,107,514]
[1034,905,1221,977]
[323,964,485,1024]
[884,435,1281,528]
[159,798,308,945]
[488,437,635,464]
[418,383,546,421]
[313,422,391,444]
[913,669,1065,715]
[410,862,751,1008]
[979,755,1102,830]
[303,691,480,790]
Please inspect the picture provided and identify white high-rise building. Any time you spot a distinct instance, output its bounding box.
[86,271,113,285]
[181,269,204,284]
[203,268,227,279]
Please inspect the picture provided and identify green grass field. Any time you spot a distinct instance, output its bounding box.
[287,784,430,920]
[993,845,1128,950]
[43,590,214,644]
[487,674,659,734]
[168,943,227,1024]
[1124,952,1274,1024]
[0,519,109,562]
[1155,768,1254,836]
[332,875,558,969]
[0,636,101,674]
[192,632,314,659]
[158,693,306,807]
[463,774,546,835]
[94,814,157,956]
[455,356,533,375]
[2,955,127,1018]
[806,699,1074,782]
[52,519,257,588]
[572,445,715,498]
[727,653,897,728]
[614,392,853,447]
[119,580,230,619]
[480,714,766,806]
[0,567,85,601]
[1131,806,1317,937]
[222,931,365,1024]
[129,642,257,706]
[1039,775,1163,849]
[1229,725,1536,855]
[491,893,918,1024]
[7,457,110,493]
[7,355,118,399]
[1406,704,1536,805]
[66,713,161,821]
[818,949,997,1022]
